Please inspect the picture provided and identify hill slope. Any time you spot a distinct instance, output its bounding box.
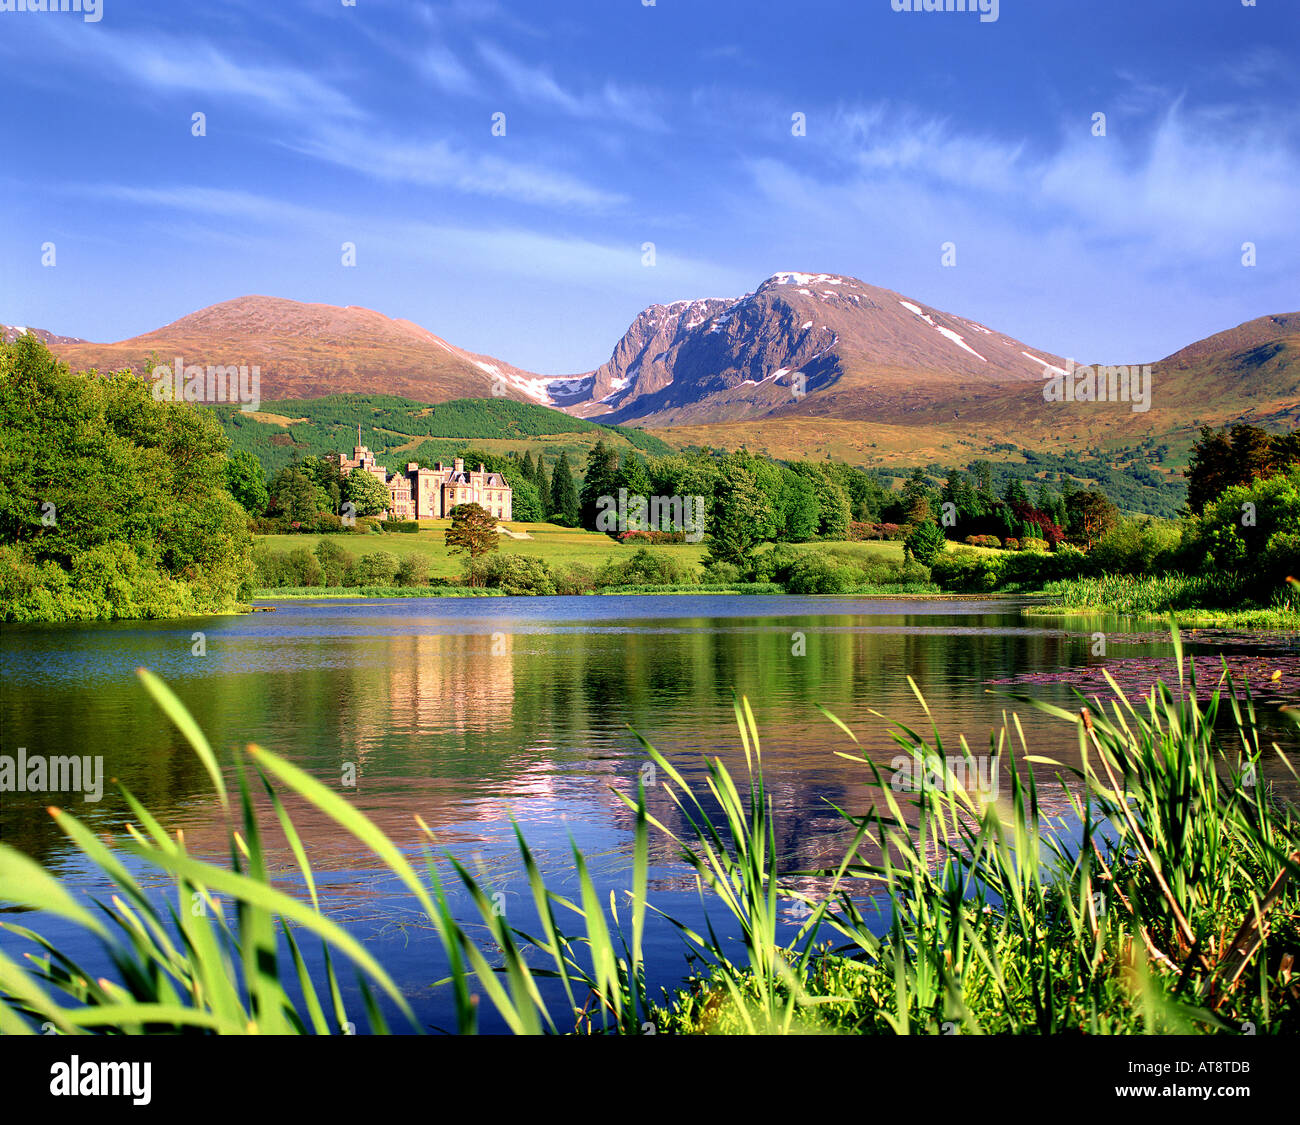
[215,394,669,478]
[49,296,560,405]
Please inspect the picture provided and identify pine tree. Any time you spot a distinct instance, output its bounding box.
[534,456,552,518]
[551,452,580,526]
[618,451,653,498]
[579,441,620,529]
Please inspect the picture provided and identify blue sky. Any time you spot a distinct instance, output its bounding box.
[2,0,1296,373]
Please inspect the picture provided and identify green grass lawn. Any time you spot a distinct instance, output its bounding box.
[259,522,710,580]
[257,525,909,582]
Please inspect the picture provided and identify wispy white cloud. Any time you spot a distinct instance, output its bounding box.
[20,21,622,212]
[34,24,363,123]
[87,185,337,228]
[385,223,753,297]
[419,44,479,96]
[292,124,626,210]
[475,42,667,131]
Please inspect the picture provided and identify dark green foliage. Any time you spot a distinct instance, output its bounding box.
[617,451,653,497]
[904,521,947,566]
[1185,422,1300,514]
[550,451,580,526]
[225,449,269,515]
[784,553,853,594]
[787,461,852,539]
[0,336,253,621]
[340,467,391,518]
[579,441,621,530]
[706,466,766,570]
[778,469,820,542]
[929,546,1090,592]
[313,538,352,586]
[1184,467,1300,598]
[209,393,671,479]
[532,455,552,518]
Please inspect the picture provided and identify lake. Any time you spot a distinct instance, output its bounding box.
[3,595,1297,1031]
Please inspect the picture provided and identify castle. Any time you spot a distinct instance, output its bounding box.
[340,426,512,521]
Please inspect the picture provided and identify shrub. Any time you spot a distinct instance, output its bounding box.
[930,550,1006,592]
[249,517,290,535]
[314,539,354,586]
[1019,537,1049,553]
[480,554,556,596]
[618,529,687,545]
[395,555,430,587]
[784,554,852,595]
[964,534,1002,549]
[596,548,695,588]
[750,544,804,585]
[286,547,324,588]
[553,563,597,596]
[700,560,744,586]
[350,551,400,586]
[1002,537,1020,551]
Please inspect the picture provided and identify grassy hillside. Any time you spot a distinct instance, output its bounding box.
[210,394,670,477]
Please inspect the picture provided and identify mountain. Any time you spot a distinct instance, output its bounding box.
[565,273,1069,426]
[21,283,1300,448]
[45,296,558,405]
[3,325,86,347]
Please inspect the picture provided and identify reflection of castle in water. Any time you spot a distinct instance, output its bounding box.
[390,632,518,736]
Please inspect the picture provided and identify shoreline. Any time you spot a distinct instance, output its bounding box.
[249,585,1012,602]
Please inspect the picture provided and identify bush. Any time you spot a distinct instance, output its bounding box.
[750,544,804,585]
[479,554,556,596]
[1019,537,1049,553]
[380,520,420,534]
[849,522,907,541]
[596,548,696,589]
[930,550,1006,592]
[964,534,1002,549]
[287,548,324,588]
[1091,519,1182,576]
[250,517,290,535]
[553,563,597,596]
[314,539,354,586]
[784,554,852,595]
[1002,537,1020,551]
[350,551,400,586]
[395,555,430,587]
[700,560,744,586]
[618,529,687,545]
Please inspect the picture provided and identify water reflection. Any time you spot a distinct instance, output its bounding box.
[2,596,1296,1028]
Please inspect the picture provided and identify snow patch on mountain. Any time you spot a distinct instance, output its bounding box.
[900,302,986,362]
